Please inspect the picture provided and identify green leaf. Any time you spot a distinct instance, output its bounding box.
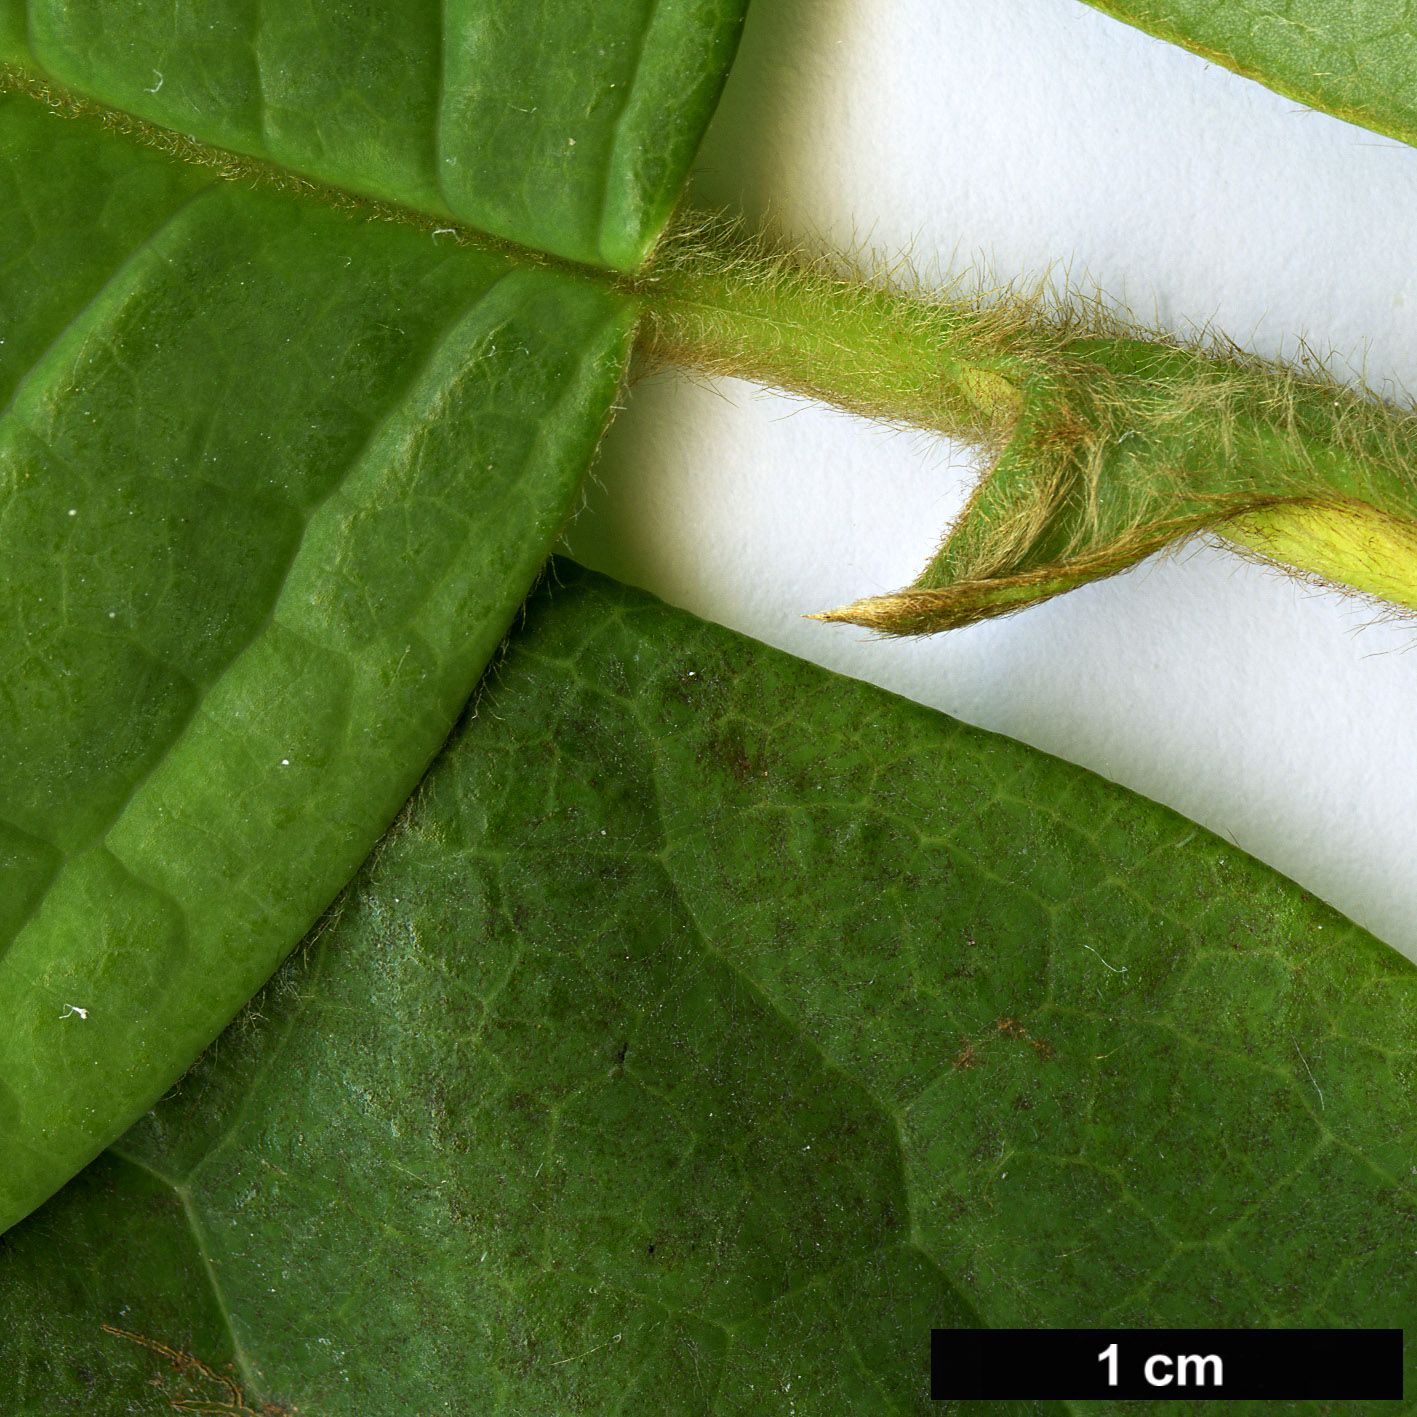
[1080,0,1417,151]
[5,565,1411,1414]
[0,90,638,1233]
[0,0,748,1237]
[0,0,747,269]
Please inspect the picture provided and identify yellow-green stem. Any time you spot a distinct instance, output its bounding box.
[1223,501,1417,615]
[631,213,1417,633]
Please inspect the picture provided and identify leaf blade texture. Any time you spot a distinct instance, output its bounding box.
[1081,0,1417,150]
[0,0,748,268]
[0,92,639,1232]
[4,565,1411,1414]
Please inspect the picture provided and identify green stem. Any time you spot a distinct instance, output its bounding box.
[631,213,1417,633]
[628,212,1025,441]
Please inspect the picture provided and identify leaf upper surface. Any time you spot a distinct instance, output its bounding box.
[4,565,1410,1414]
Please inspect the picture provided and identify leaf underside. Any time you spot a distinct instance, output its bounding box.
[4,566,1412,1415]
[1082,0,1417,151]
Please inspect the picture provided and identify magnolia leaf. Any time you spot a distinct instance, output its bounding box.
[1081,0,1417,151]
[0,90,634,1232]
[0,0,747,269]
[0,0,748,1233]
[3,565,1411,1415]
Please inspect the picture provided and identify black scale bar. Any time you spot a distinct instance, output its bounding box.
[931,1328,1404,1400]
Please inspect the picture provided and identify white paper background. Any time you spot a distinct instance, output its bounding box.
[560,0,1417,963]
